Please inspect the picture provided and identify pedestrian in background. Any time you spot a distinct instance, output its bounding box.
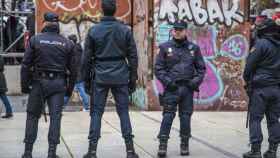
[0,55,13,119]
[64,34,89,112]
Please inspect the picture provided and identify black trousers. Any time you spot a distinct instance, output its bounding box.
[24,81,64,145]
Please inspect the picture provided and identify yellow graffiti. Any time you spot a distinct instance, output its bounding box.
[60,11,103,24]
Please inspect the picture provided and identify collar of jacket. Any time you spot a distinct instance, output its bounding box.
[41,24,60,34]
[101,16,117,22]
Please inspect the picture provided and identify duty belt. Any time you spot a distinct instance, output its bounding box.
[95,56,125,62]
[34,71,65,80]
[175,80,191,86]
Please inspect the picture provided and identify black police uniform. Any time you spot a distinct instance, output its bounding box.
[243,19,280,158]
[21,12,78,158]
[82,1,138,157]
[155,21,206,157]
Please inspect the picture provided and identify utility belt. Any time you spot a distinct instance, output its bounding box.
[95,56,126,62]
[175,80,191,86]
[34,71,65,80]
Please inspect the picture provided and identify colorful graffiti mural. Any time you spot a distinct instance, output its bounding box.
[131,0,150,108]
[151,0,250,111]
[36,0,132,42]
[158,0,244,26]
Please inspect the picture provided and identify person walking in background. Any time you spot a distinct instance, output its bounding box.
[0,55,13,119]
[64,34,89,112]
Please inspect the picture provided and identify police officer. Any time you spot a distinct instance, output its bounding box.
[155,21,206,157]
[243,18,280,158]
[21,12,78,158]
[82,0,139,158]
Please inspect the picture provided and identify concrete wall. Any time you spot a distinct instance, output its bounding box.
[5,66,21,95]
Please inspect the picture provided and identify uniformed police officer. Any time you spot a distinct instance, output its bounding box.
[82,0,139,158]
[21,12,78,158]
[155,21,206,157]
[243,18,280,158]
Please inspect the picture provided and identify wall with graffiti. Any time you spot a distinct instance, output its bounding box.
[34,0,251,111]
[149,0,250,111]
[36,0,132,42]
[130,0,150,109]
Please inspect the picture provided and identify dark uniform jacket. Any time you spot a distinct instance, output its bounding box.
[83,16,138,85]
[244,36,280,87]
[21,25,78,96]
[155,39,206,90]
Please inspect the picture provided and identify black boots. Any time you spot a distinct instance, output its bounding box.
[2,113,13,119]
[22,143,33,158]
[243,144,262,158]
[47,144,59,158]
[180,137,189,156]
[158,139,168,158]
[83,142,97,158]
[125,140,139,158]
[263,143,278,158]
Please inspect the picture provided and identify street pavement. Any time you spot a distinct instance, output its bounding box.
[0,108,279,158]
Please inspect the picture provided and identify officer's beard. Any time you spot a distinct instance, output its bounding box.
[173,37,186,45]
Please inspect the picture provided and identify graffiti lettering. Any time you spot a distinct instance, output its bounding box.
[220,34,249,60]
[207,0,224,24]
[158,0,244,26]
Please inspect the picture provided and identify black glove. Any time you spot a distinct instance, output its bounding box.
[167,81,178,91]
[188,80,199,92]
[129,80,137,94]
[21,80,32,94]
[21,86,31,94]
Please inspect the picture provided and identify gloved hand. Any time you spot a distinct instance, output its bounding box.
[167,81,178,91]
[188,80,199,92]
[129,80,137,94]
[21,86,31,94]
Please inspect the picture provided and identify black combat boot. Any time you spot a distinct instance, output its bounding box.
[83,142,97,158]
[47,144,60,158]
[1,113,13,119]
[180,137,189,156]
[22,143,33,158]
[125,140,139,158]
[263,143,278,158]
[158,138,168,158]
[243,144,262,158]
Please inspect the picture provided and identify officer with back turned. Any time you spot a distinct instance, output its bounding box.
[21,12,78,158]
[243,16,280,158]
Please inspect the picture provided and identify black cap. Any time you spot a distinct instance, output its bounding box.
[44,12,59,22]
[173,20,188,29]
[102,0,116,16]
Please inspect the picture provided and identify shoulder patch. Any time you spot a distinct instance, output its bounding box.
[167,47,174,57]
[190,50,195,57]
